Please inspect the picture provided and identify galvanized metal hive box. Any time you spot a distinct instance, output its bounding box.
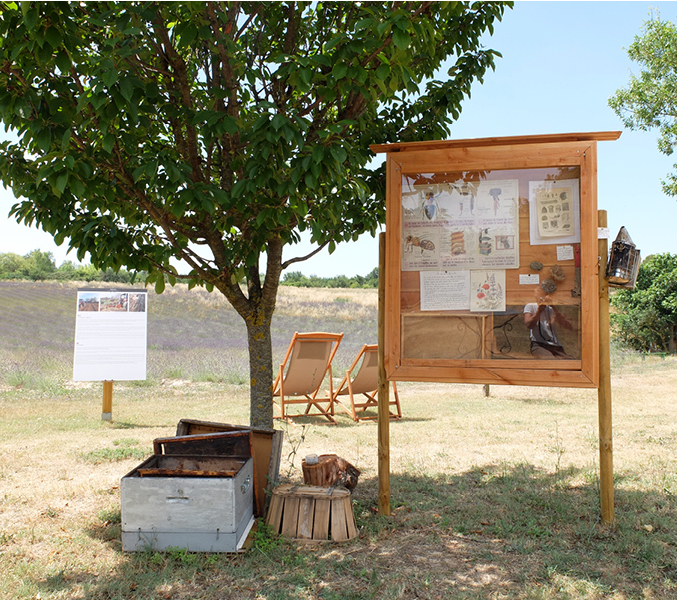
[121,431,255,553]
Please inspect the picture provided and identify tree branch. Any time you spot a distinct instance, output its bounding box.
[281,240,330,270]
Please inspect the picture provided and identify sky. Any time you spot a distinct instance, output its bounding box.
[1,1,676,277]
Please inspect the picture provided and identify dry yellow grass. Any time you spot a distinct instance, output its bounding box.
[2,357,677,599]
[2,281,677,599]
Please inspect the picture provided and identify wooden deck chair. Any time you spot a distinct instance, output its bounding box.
[273,332,344,425]
[332,344,401,422]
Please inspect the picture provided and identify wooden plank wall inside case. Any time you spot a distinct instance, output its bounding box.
[399,167,583,362]
[399,167,582,310]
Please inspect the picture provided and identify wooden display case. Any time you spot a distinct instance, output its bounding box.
[373,132,621,388]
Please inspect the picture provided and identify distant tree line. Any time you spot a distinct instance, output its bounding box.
[1,249,378,288]
[280,268,379,289]
[0,250,137,283]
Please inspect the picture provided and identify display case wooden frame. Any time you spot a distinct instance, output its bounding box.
[373,132,621,389]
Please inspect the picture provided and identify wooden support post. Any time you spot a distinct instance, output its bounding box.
[102,380,113,422]
[598,210,614,525]
[378,232,391,516]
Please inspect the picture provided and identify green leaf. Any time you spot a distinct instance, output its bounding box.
[201,196,215,213]
[103,69,118,88]
[45,26,62,49]
[55,171,68,193]
[312,145,324,164]
[119,77,134,103]
[332,63,348,80]
[299,68,313,86]
[102,134,115,154]
[330,146,347,163]
[55,50,71,73]
[304,172,316,189]
[376,64,390,80]
[132,165,145,182]
[271,114,287,130]
[155,277,165,294]
[36,129,51,153]
[392,27,411,49]
[220,115,238,135]
[24,8,39,31]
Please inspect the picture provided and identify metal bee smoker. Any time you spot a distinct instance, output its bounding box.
[605,226,641,289]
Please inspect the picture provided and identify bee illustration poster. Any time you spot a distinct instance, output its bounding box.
[469,270,506,312]
[401,178,519,271]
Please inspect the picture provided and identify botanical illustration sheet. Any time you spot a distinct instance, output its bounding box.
[528,179,581,245]
[469,269,506,312]
[401,178,520,271]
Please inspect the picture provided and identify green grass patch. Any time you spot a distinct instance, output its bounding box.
[79,438,148,464]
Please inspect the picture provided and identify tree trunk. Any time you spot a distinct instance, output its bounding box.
[246,311,275,430]
[215,239,282,430]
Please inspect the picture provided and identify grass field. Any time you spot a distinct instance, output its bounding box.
[1,280,677,599]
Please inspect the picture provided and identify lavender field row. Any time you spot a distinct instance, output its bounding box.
[0,280,378,388]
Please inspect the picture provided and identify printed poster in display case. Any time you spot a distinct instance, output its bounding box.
[401,179,520,271]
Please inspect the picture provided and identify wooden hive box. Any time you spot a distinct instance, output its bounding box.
[174,420,284,518]
[121,434,255,553]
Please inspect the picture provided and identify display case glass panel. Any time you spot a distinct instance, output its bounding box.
[381,137,605,388]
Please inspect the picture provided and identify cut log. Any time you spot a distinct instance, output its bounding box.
[302,454,360,490]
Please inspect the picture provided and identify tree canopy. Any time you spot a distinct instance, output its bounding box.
[609,14,677,197]
[611,253,677,354]
[0,1,510,427]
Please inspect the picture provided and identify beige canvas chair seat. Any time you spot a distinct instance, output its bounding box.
[332,344,401,422]
[273,332,343,425]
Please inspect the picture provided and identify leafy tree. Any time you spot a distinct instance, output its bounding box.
[24,249,57,280]
[0,252,28,279]
[0,1,510,428]
[611,253,677,353]
[609,15,677,196]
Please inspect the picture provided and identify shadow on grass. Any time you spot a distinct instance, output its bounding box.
[280,414,433,429]
[38,463,677,600]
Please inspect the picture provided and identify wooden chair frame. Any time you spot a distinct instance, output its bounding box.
[273,332,343,425]
[332,344,402,422]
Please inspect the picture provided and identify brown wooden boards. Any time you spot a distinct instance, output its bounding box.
[266,484,357,542]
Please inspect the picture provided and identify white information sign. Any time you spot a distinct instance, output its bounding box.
[519,274,540,285]
[556,245,575,261]
[470,270,506,312]
[73,289,148,381]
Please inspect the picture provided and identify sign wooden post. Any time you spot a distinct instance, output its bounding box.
[597,210,614,524]
[372,132,621,525]
[378,232,391,516]
[102,380,113,421]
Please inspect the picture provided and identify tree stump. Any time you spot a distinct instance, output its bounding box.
[301,454,360,490]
